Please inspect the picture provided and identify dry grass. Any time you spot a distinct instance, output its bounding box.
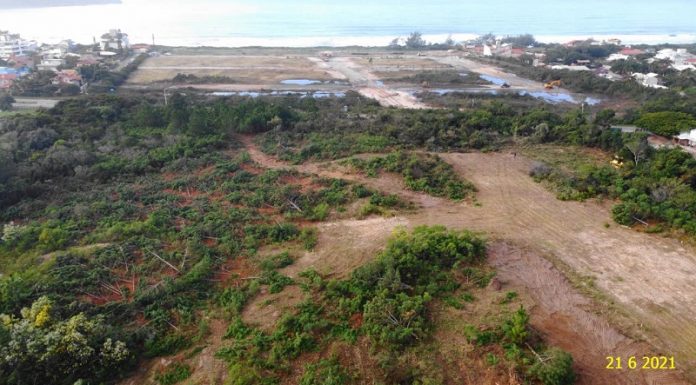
[242,139,695,384]
[352,56,452,71]
[127,55,337,84]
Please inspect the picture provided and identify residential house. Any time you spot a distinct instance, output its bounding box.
[564,40,583,47]
[597,66,623,81]
[52,69,82,86]
[654,48,696,70]
[673,64,696,71]
[550,64,591,71]
[131,44,151,54]
[77,54,99,67]
[0,66,29,89]
[607,53,629,62]
[37,57,64,71]
[482,40,515,58]
[36,46,68,71]
[619,48,644,56]
[531,52,546,67]
[565,38,598,47]
[8,54,34,68]
[0,73,16,89]
[100,29,129,52]
[0,31,37,59]
[511,48,525,58]
[633,72,667,89]
[674,129,696,147]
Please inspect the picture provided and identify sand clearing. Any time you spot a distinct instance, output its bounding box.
[240,136,694,384]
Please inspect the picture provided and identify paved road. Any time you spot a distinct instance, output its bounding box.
[12,98,60,110]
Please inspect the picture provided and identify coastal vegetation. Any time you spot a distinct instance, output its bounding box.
[0,95,410,384]
[0,89,693,384]
[343,152,476,200]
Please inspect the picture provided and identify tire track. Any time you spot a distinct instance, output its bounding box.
[242,139,694,384]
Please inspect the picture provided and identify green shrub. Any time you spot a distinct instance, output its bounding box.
[144,333,191,358]
[310,203,330,221]
[226,362,265,385]
[502,306,529,345]
[299,357,351,385]
[259,251,294,270]
[260,271,294,294]
[528,348,576,385]
[363,291,430,347]
[635,111,696,137]
[218,283,259,315]
[462,324,499,346]
[346,152,476,200]
[358,202,383,218]
[299,228,318,250]
[155,363,191,385]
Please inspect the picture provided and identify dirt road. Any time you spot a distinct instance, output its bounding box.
[241,137,694,384]
[322,57,429,109]
[429,55,552,91]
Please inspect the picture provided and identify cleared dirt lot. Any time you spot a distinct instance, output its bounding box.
[351,56,452,72]
[323,57,430,108]
[241,136,694,384]
[127,55,338,84]
[428,54,556,92]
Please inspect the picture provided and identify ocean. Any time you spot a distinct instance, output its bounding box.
[2,0,696,47]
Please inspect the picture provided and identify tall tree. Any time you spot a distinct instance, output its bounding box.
[405,32,426,49]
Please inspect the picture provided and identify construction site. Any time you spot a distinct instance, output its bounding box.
[125,48,595,109]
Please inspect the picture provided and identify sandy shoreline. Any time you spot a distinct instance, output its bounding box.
[14,32,696,47]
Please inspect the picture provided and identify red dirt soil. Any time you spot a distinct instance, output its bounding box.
[242,137,694,385]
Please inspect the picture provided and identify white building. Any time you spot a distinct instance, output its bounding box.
[632,72,667,89]
[36,46,67,71]
[598,66,623,81]
[607,53,629,62]
[0,31,37,59]
[550,65,590,71]
[654,48,696,70]
[100,29,129,52]
[675,129,696,147]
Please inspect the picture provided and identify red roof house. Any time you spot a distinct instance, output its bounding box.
[619,48,644,56]
[52,69,82,86]
[0,73,17,89]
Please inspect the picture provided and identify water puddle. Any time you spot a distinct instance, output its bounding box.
[280,79,323,85]
[479,74,508,86]
[211,90,346,98]
[518,91,602,105]
[419,88,602,105]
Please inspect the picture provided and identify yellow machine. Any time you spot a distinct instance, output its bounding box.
[610,155,624,169]
[544,80,562,89]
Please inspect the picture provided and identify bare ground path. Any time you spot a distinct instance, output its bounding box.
[240,136,694,384]
[428,55,552,92]
[323,57,429,109]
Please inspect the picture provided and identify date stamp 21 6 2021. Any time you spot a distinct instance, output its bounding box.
[606,356,676,370]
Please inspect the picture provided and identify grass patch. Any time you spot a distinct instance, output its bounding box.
[343,151,476,200]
